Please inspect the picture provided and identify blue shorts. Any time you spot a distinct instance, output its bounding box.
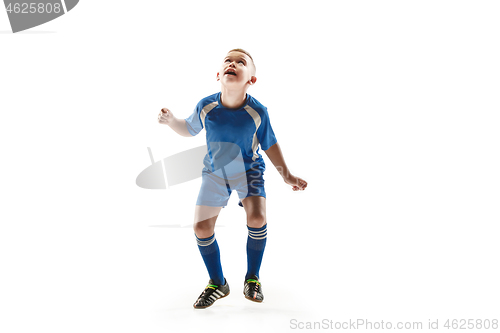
[196,167,266,207]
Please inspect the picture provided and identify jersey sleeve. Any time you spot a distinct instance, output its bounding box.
[257,107,277,151]
[184,100,204,136]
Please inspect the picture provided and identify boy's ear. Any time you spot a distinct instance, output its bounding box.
[216,72,220,81]
[249,76,257,85]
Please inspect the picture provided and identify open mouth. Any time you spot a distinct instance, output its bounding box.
[225,69,237,76]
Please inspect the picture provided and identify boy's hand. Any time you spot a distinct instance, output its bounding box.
[158,108,173,125]
[284,174,308,191]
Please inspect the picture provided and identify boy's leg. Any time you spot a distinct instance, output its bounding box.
[193,205,224,285]
[241,196,267,302]
[241,196,267,280]
[193,205,231,309]
[194,205,221,238]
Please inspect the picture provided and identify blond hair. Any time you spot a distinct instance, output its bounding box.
[227,48,256,75]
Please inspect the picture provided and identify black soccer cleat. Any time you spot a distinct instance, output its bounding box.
[193,279,230,309]
[243,275,264,302]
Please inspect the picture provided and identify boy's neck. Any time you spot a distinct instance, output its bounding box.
[220,87,248,109]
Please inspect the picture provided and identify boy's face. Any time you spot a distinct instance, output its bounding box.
[217,51,256,89]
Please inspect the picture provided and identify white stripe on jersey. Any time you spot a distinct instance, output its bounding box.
[200,101,219,130]
[243,105,262,161]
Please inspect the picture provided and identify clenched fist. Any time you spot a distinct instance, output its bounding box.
[284,174,308,191]
[158,108,173,125]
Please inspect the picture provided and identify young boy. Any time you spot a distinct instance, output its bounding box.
[158,49,307,309]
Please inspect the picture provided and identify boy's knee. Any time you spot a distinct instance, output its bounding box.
[247,212,266,229]
[193,220,214,238]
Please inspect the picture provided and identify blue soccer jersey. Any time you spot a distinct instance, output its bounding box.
[185,92,277,176]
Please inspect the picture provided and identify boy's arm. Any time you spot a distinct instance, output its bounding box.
[264,142,307,191]
[158,108,193,137]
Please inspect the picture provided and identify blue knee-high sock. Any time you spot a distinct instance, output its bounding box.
[196,233,225,286]
[245,224,267,280]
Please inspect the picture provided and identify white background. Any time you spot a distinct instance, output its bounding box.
[1,1,499,332]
